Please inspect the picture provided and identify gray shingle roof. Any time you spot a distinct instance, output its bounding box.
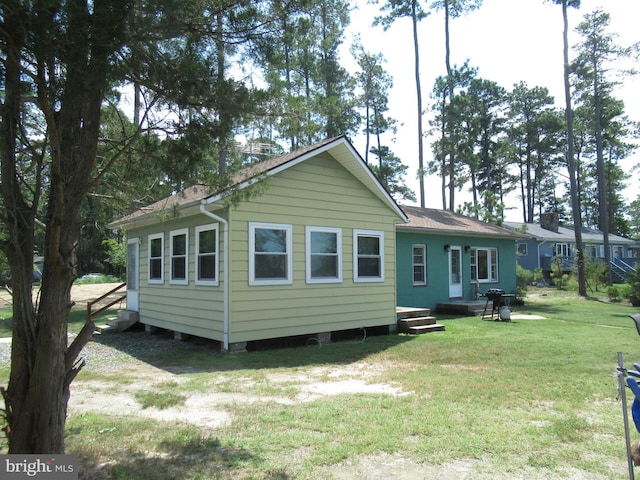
[503,221,635,244]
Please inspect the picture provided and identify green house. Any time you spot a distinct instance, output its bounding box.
[108,136,408,351]
[396,206,525,310]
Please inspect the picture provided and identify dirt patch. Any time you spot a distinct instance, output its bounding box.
[0,282,123,311]
[68,357,411,429]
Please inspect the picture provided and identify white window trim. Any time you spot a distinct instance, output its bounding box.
[249,222,293,286]
[305,226,342,284]
[353,229,385,283]
[148,233,164,284]
[412,244,427,286]
[170,228,189,285]
[470,246,498,283]
[195,223,219,286]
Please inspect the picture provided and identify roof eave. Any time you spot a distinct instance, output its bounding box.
[397,225,526,239]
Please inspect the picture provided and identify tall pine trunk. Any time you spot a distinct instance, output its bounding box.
[561,0,587,296]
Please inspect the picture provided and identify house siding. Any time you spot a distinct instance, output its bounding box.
[225,153,400,343]
[128,214,226,341]
[396,231,518,309]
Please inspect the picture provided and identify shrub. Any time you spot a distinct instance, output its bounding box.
[607,285,620,302]
[516,265,534,300]
[626,268,640,306]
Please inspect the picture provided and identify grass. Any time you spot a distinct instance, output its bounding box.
[3,287,640,478]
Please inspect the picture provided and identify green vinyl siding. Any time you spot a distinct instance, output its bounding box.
[129,214,226,341]
[225,153,400,343]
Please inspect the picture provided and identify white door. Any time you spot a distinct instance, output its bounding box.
[126,238,139,311]
[448,246,463,298]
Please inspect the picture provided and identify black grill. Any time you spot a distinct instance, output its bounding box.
[484,288,505,301]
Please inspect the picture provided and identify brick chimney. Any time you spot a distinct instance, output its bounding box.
[540,212,559,233]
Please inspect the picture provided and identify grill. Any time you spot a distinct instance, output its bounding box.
[482,288,507,321]
[484,288,505,302]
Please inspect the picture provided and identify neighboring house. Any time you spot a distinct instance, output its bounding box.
[504,212,638,282]
[108,136,408,352]
[396,206,525,310]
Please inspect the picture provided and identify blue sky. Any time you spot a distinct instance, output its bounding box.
[345,0,640,220]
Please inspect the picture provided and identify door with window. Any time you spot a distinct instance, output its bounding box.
[448,246,463,298]
[126,238,139,311]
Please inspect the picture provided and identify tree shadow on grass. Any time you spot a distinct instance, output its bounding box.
[75,434,291,480]
[89,326,417,376]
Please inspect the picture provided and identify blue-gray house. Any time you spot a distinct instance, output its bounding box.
[504,212,639,282]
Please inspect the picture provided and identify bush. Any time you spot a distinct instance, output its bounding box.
[607,286,620,302]
[516,265,534,300]
[626,268,640,306]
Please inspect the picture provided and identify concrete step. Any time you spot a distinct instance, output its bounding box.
[97,310,139,333]
[95,323,116,334]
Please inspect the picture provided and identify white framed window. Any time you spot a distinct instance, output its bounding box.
[170,228,188,285]
[249,222,293,286]
[148,233,164,284]
[412,244,426,286]
[306,226,342,284]
[353,229,384,282]
[195,224,218,286]
[554,243,570,257]
[470,247,498,283]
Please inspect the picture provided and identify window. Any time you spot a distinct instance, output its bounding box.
[170,228,188,284]
[585,245,598,259]
[148,233,164,283]
[306,227,342,283]
[412,244,426,286]
[554,243,570,257]
[353,229,384,282]
[516,243,528,256]
[470,247,498,282]
[196,224,218,286]
[249,223,293,285]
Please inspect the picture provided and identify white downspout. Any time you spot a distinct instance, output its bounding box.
[200,203,229,351]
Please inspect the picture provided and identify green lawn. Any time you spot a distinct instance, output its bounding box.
[2,288,640,479]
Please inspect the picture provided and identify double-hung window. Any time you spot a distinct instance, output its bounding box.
[353,229,384,282]
[170,228,188,285]
[196,224,218,286]
[554,243,570,257]
[148,233,164,284]
[249,222,293,285]
[306,226,342,283]
[470,247,498,283]
[412,244,426,286]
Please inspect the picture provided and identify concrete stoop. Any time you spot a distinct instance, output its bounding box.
[95,310,139,333]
